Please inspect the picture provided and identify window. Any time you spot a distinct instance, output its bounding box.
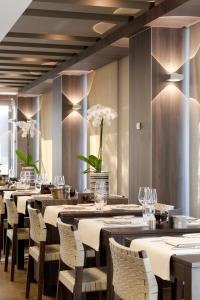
[0,105,9,174]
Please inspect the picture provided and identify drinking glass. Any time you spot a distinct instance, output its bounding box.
[54,176,65,186]
[138,187,152,223]
[94,181,107,211]
[8,169,15,179]
[35,174,42,191]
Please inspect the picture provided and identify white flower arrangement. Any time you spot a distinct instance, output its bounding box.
[10,119,39,174]
[78,104,117,173]
[87,104,117,127]
[15,119,36,138]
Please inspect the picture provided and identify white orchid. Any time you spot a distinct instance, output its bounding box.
[15,119,36,138]
[78,104,117,173]
[87,104,117,127]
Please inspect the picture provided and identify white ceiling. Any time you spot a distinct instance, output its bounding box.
[0,0,32,42]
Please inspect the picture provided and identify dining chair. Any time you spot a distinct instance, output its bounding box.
[0,193,5,261]
[109,238,158,300]
[25,205,60,300]
[4,197,29,281]
[56,218,107,300]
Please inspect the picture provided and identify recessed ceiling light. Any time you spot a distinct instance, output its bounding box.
[61,70,93,76]
[114,8,141,15]
[30,71,42,75]
[112,37,129,48]
[93,22,116,34]
[42,61,57,66]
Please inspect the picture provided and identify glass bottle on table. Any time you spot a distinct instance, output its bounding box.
[94,181,107,211]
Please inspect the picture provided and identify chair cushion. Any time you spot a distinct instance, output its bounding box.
[7,228,29,240]
[59,266,107,293]
[29,244,60,262]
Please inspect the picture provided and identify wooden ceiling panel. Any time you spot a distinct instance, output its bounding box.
[0,41,86,50]
[33,0,152,10]
[23,8,131,22]
[7,32,97,42]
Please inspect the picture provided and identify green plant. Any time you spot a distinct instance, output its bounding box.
[16,150,39,174]
[78,104,117,173]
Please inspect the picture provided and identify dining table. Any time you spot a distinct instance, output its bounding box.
[82,220,200,300]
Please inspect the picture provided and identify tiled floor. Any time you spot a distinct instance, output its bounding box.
[0,261,55,300]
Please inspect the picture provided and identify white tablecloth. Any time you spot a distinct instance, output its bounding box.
[130,237,200,281]
[43,204,142,227]
[78,217,146,251]
[43,204,98,227]
[17,195,33,214]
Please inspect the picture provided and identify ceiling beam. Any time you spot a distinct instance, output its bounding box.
[0,84,25,87]
[0,49,74,57]
[24,8,131,22]
[21,0,190,93]
[0,73,40,79]
[33,0,151,10]
[7,32,97,42]
[0,56,64,63]
[0,41,85,50]
[0,63,53,70]
[0,68,46,73]
[0,79,32,83]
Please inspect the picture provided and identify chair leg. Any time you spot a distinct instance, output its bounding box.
[74,267,83,300]
[4,236,10,272]
[0,214,4,261]
[25,255,34,299]
[37,242,45,300]
[10,226,17,282]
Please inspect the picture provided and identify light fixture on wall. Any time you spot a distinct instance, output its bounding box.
[166,73,184,82]
[72,103,81,111]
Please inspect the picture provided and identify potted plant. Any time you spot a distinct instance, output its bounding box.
[15,119,39,174]
[78,104,117,194]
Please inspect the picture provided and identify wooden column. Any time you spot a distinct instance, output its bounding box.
[62,75,87,191]
[52,76,62,178]
[129,28,152,202]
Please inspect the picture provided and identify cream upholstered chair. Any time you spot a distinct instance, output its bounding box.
[56,218,107,300]
[109,238,158,300]
[26,205,60,300]
[0,193,5,260]
[4,197,29,281]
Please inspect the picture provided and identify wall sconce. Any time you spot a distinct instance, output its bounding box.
[166,73,184,82]
[72,103,81,111]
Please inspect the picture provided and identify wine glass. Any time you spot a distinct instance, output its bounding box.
[138,187,150,206]
[54,176,65,187]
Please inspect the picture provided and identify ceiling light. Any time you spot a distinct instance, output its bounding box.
[30,71,42,75]
[112,37,129,48]
[93,22,116,34]
[42,61,57,66]
[166,73,184,82]
[114,8,140,15]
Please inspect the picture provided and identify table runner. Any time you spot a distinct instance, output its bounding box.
[130,237,200,280]
[43,204,141,227]
[78,216,146,251]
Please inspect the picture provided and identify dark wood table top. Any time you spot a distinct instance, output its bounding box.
[59,208,142,225]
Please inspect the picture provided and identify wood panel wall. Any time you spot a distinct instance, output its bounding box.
[129,28,152,202]
[129,27,190,212]
[62,75,87,191]
[152,28,188,211]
